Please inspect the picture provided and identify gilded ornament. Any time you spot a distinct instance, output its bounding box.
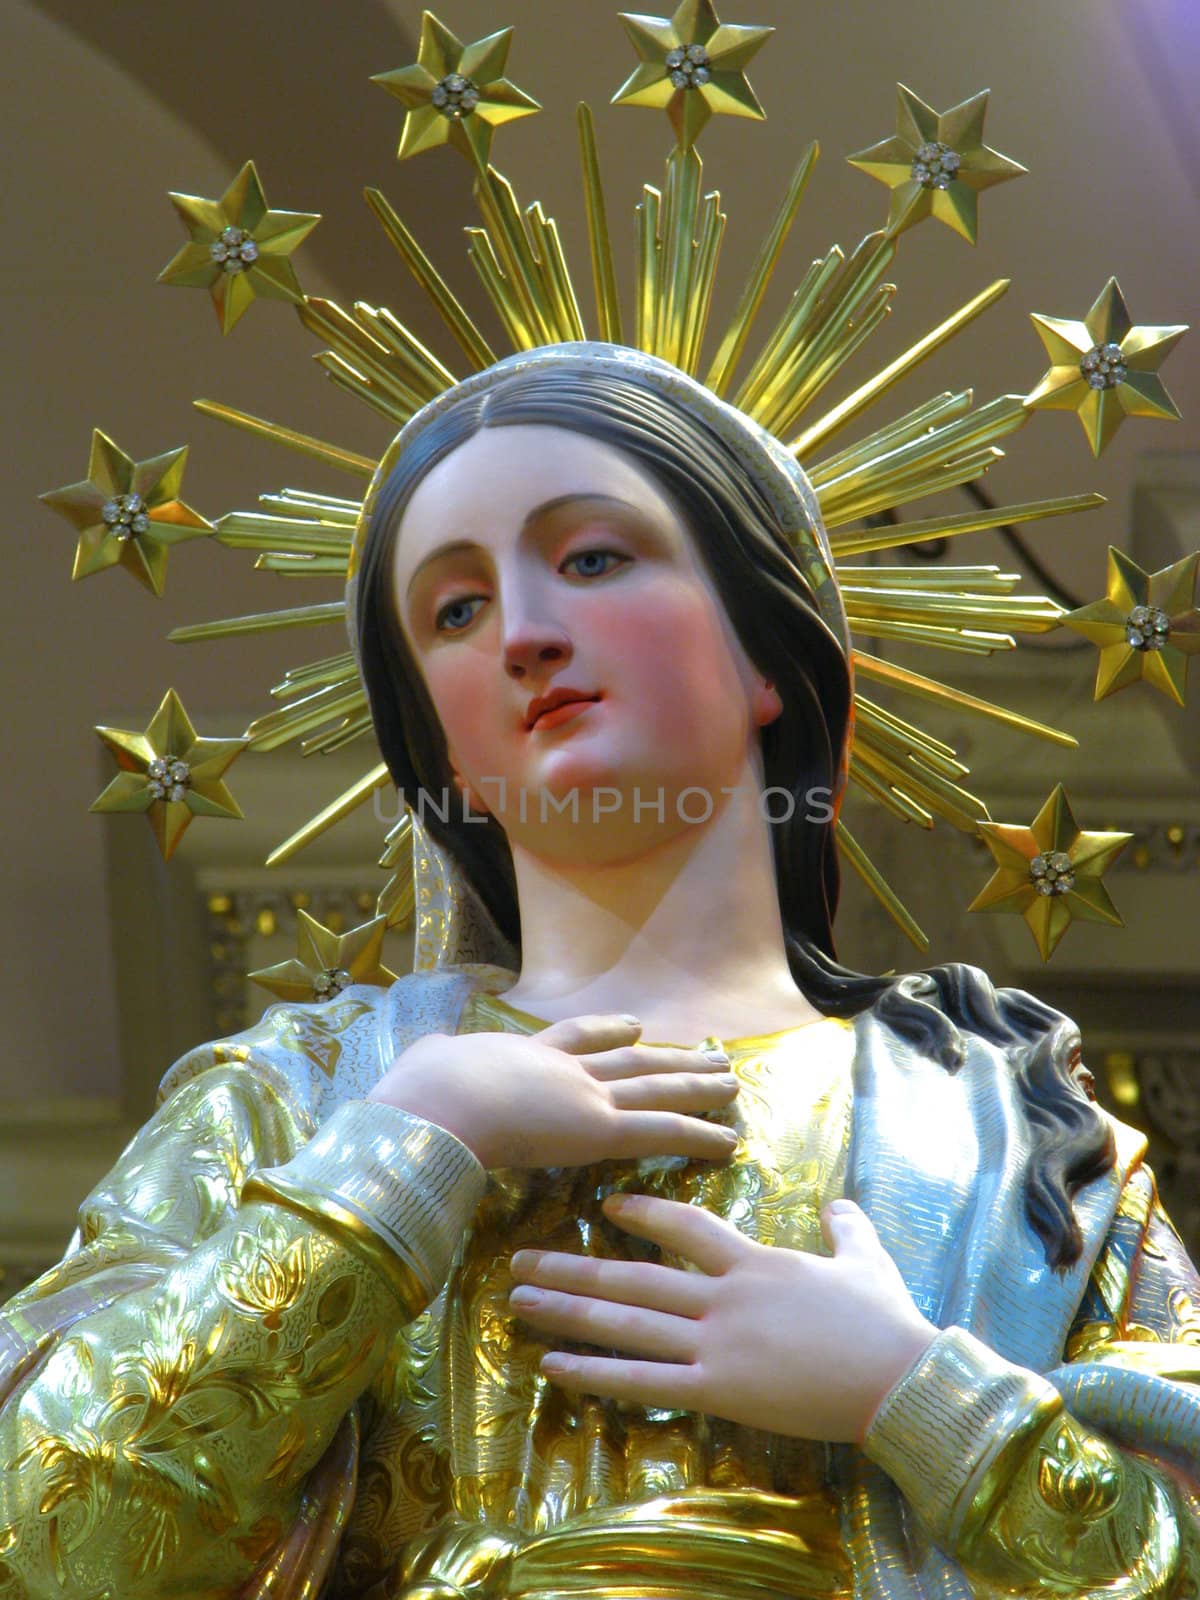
[55,10,1191,957]
[1025,277,1187,456]
[217,1224,310,1331]
[970,784,1131,960]
[846,85,1026,243]
[1064,547,1200,706]
[1036,1420,1122,1522]
[612,0,772,149]
[249,909,399,1002]
[158,160,320,334]
[39,430,211,596]
[372,13,541,167]
[91,688,246,861]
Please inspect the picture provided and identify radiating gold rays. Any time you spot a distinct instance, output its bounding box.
[135,12,1189,956]
[634,145,726,371]
[164,109,1096,948]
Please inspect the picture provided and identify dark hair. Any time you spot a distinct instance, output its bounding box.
[355,364,1114,1270]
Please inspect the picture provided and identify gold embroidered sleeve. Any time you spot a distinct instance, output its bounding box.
[864,1168,1200,1596]
[0,1061,484,1598]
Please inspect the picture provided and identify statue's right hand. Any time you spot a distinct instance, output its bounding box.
[367,1014,739,1170]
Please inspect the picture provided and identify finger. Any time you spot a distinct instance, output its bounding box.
[510,1249,710,1318]
[601,1194,747,1275]
[537,1013,642,1055]
[539,1350,703,1409]
[819,1198,879,1260]
[583,1045,732,1083]
[611,1114,739,1163]
[510,1285,698,1362]
[608,1073,738,1112]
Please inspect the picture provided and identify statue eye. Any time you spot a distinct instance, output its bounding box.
[562,548,628,579]
[433,550,627,634]
[434,595,485,634]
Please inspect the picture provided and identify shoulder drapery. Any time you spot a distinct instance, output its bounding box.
[0,982,484,1599]
[863,1169,1200,1594]
[849,974,1200,1598]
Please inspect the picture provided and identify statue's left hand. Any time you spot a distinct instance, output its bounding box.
[508,1193,938,1444]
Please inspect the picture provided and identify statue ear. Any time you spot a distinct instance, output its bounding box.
[755,678,783,728]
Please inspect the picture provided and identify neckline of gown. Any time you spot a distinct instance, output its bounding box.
[465,986,853,1053]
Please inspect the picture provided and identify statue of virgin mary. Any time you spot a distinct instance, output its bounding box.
[3,344,1199,1600]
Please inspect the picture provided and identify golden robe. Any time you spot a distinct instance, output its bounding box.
[1,964,1199,1599]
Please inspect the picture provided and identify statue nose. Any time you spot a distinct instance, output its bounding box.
[504,626,572,680]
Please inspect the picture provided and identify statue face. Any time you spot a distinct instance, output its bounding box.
[390,423,782,862]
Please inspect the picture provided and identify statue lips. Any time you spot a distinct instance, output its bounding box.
[525,689,603,731]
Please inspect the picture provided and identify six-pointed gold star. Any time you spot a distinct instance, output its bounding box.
[158,160,320,334]
[40,430,211,596]
[1064,546,1200,706]
[1025,277,1187,457]
[612,0,772,150]
[969,785,1131,960]
[92,688,247,861]
[250,910,399,1002]
[846,84,1025,244]
[372,13,540,169]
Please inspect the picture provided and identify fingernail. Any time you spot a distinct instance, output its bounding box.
[702,1047,730,1064]
[509,1286,541,1306]
[827,1198,856,1214]
[603,1192,631,1212]
[722,1127,739,1145]
[620,1014,641,1027]
[511,1250,540,1272]
[541,1353,569,1374]
[717,1074,739,1088]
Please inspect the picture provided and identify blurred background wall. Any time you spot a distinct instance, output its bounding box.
[3,0,1198,1295]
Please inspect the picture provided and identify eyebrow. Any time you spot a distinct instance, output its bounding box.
[404,493,642,600]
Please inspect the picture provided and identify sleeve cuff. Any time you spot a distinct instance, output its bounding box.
[862,1324,1064,1549]
[242,1099,486,1312]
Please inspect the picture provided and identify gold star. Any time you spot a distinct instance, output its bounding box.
[1064,547,1200,706]
[1026,278,1187,457]
[40,430,211,596]
[92,689,246,861]
[969,785,1131,960]
[249,910,399,1002]
[158,161,320,334]
[612,0,772,151]
[372,13,541,169]
[846,85,1025,244]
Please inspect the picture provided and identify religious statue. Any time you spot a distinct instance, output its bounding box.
[8,7,1200,1598]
